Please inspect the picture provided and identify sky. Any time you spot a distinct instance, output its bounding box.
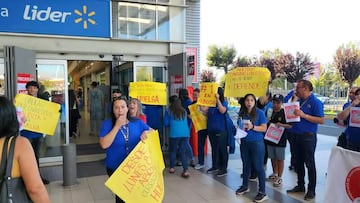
[200,0,360,70]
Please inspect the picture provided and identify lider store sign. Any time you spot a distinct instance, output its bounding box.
[0,0,110,38]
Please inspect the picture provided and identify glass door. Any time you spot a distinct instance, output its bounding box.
[36,60,68,161]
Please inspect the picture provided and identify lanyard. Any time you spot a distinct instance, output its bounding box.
[120,124,129,154]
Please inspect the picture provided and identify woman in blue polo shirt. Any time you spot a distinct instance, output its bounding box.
[99,97,151,203]
[235,93,268,203]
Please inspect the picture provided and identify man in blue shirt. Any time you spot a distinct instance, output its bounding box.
[286,80,324,201]
[20,81,49,184]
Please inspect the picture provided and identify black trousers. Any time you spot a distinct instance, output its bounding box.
[106,168,126,203]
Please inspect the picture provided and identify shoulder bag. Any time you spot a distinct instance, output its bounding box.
[0,136,32,203]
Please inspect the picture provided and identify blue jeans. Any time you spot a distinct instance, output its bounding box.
[169,137,189,171]
[240,140,266,193]
[294,133,317,193]
[208,131,228,171]
[197,129,208,165]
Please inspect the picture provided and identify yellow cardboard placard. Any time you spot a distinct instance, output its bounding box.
[197,82,219,107]
[188,103,207,132]
[14,94,60,136]
[129,82,167,105]
[105,130,165,203]
[224,67,270,97]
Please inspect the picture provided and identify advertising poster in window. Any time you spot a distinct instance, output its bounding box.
[186,47,197,82]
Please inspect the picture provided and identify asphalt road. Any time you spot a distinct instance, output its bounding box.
[318,118,343,137]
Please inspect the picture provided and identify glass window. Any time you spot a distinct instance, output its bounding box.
[113,2,184,42]
[0,59,4,96]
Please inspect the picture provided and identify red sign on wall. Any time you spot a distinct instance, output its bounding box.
[17,73,34,94]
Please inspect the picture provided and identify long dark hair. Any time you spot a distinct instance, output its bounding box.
[111,97,133,127]
[239,93,257,122]
[169,97,186,120]
[0,96,19,138]
[178,88,190,102]
[217,87,225,103]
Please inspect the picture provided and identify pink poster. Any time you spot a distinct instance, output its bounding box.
[349,107,360,128]
[264,123,285,144]
[284,102,300,122]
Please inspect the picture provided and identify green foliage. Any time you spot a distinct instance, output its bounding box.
[333,43,360,88]
[200,69,216,82]
[207,44,237,73]
[275,52,315,83]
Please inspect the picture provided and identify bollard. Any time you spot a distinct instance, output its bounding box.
[62,143,78,186]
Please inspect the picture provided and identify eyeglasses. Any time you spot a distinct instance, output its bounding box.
[296,86,305,89]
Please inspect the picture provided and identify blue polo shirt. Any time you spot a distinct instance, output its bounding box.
[99,119,150,171]
[291,93,324,134]
[240,108,267,142]
[207,101,228,133]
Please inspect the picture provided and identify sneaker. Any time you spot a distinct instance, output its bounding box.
[286,185,305,193]
[273,177,282,187]
[304,191,316,200]
[216,170,227,177]
[235,186,249,195]
[190,159,196,167]
[194,164,205,170]
[267,174,277,181]
[206,167,219,174]
[253,192,268,202]
[249,176,257,182]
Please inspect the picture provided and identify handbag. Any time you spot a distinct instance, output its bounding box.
[0,136,32,203]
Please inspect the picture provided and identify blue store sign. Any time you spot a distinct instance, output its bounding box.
[0,0,110,38]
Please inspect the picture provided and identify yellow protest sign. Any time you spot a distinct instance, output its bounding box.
[14,94,60,136]
[129,82,167,105]
[105,130,165,203]
[197,82,219,107]
[188,103,207,132]
[224,67,270,97]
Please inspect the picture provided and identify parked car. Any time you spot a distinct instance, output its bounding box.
[314,93,330,104]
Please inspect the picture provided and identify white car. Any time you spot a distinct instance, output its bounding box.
[314,93,330,104]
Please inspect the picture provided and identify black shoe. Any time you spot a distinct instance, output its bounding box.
[287,185,305,193]
[253,192,269,202]
[235,186,249,195]
[206,167,219,174]
[304,191,316,200]
[216,170,227,177]
[249,175,257,182]
[42,178,50,185]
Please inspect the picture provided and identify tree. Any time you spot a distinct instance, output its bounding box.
[275,52,315,83]
[200,69,216,82]
[256,49,283,82]
[207,45,236,73]
[333,44,360,88]
[233,55,253,67]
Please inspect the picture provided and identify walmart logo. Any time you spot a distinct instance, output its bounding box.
[74,5,96,29]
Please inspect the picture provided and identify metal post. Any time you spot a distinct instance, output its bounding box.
[62,143,78,186]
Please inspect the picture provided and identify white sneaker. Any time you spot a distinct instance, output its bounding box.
[194,164,205,170]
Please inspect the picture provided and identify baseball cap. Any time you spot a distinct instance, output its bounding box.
[272,94,284,102]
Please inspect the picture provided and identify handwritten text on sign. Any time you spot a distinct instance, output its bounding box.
[105,131,165,203]
[15,94,60,135]
[224,67,270,97]
[197,82,219,107]
[129,82,167,105]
